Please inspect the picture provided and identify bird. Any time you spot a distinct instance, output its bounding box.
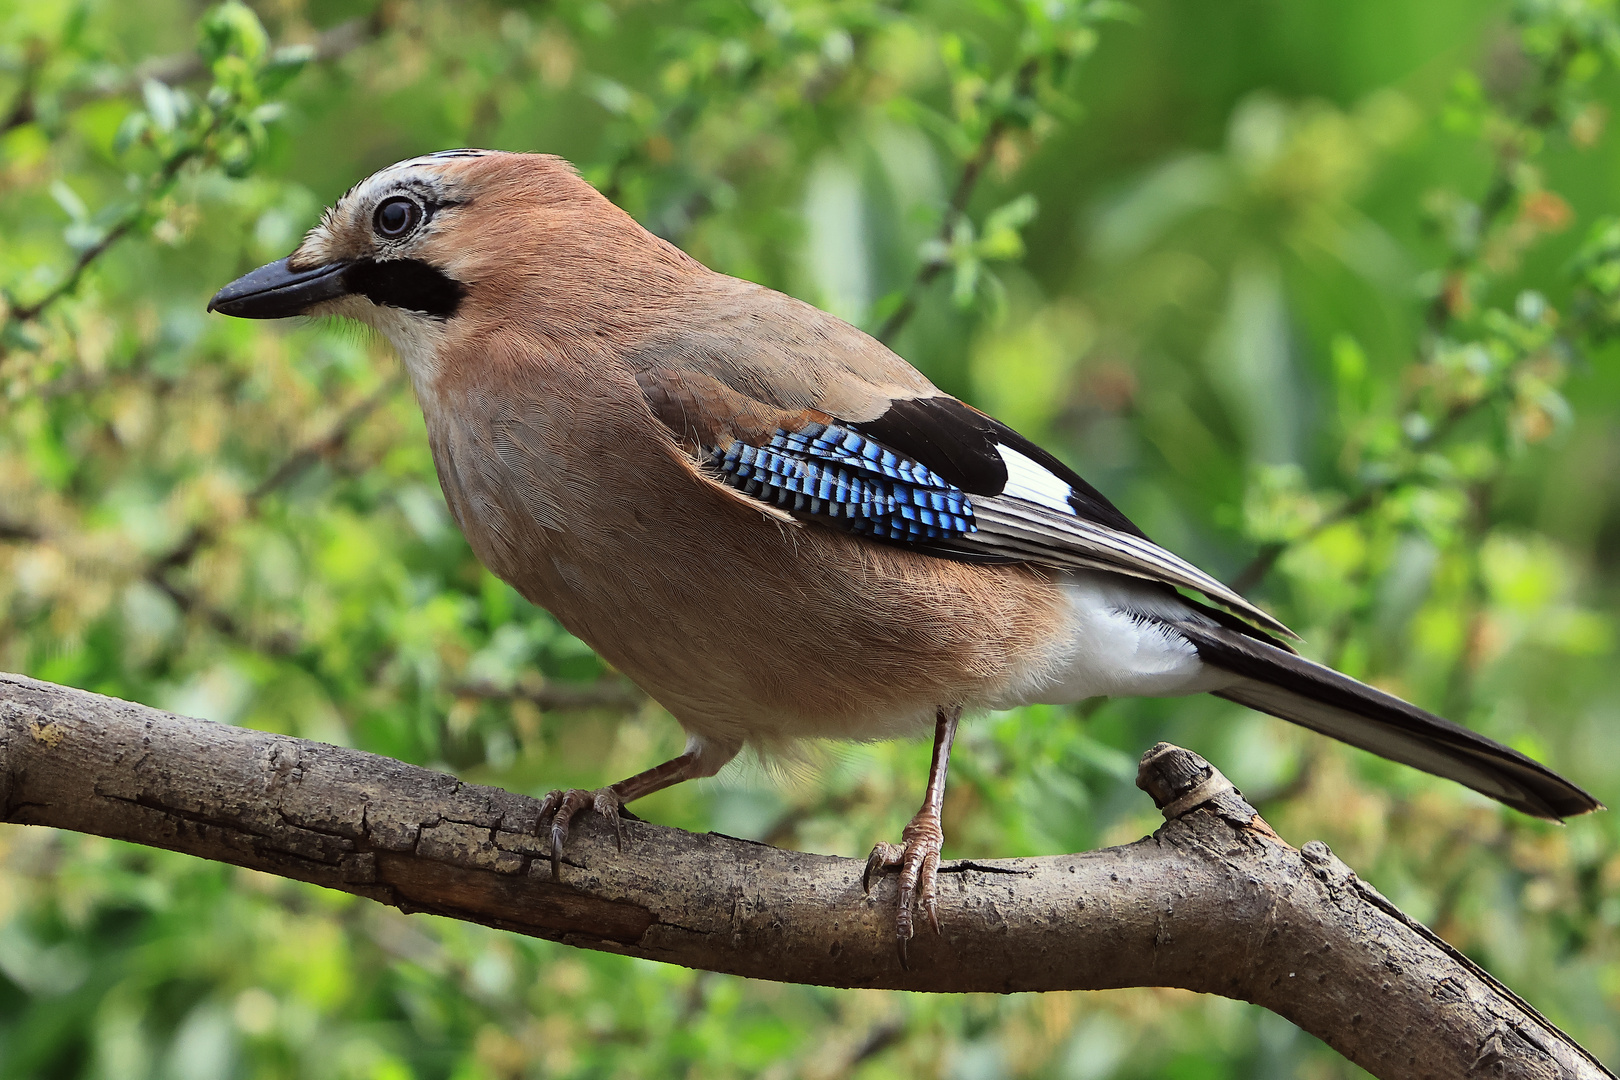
[209,149,1600,953]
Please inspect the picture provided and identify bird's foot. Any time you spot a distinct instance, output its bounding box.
[537,786,624,880]
[863,808,945,962]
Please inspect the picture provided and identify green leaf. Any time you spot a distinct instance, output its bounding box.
[198,0,270,65]
[48,179,89,223]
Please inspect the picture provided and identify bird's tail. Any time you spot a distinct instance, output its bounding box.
[1170,619,1601,820]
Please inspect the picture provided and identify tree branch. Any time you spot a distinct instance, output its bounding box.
[0,672,1608,1079]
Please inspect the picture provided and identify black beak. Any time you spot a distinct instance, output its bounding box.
[207,257,353,319]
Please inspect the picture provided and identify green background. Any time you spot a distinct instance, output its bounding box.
[1,0,1618,1076]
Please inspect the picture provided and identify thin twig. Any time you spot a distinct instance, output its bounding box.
[457,678,647,712]
[0,17,378,138]
[249,378,404,504]
[0,53,38,134]
[0,518,42,543]
[877,57,1040,344]
[11,217,140,324]
[9,122,215,326]
[142,377,402,655]
[4,18,381,329]
[1230,29,1591,597]
[1234,34,1582,594]
[604,31,865,230]
[0,379,399,655]
[150,376,403,578]
[1229,367,1532,594]
[1231,490,1377,593]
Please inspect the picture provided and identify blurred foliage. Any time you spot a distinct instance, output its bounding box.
[1,0,1619,1076]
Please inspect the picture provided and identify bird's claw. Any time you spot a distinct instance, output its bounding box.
[537,786,623,880]
[864,809,945,964]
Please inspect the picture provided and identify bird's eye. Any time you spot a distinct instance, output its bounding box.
[373,197,423,240]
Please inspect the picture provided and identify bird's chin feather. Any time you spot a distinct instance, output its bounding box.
[305,312,378,346]
[343,304,450,393]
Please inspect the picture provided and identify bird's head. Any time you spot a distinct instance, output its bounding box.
[208,149,684,383]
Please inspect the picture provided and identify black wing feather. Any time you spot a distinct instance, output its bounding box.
[851,397,1148,538]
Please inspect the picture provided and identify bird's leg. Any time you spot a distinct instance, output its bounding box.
[864,704,961,958]
[539,735,732,880]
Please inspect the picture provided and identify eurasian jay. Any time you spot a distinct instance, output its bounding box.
[210,150,1599,948]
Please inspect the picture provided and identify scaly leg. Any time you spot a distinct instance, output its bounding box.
[539,734,735,880]
[864,704,961,959]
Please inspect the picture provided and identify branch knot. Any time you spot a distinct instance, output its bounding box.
[1135,742,1242,820]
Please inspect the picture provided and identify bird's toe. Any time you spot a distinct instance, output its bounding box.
[863,841,906,892]
[539,787,622,880]
[865,810,946,964]
[592,788,625,850]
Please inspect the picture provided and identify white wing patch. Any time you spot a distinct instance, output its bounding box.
[996,443,1074,512]
[951,456,1300,639]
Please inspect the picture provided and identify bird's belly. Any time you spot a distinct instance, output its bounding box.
[507,522,1074,749]
[1000,571,1239,707]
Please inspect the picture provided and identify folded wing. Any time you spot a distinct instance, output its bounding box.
[636,361,1292,639]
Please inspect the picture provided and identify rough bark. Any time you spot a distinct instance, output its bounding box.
[0,672,1608,1079]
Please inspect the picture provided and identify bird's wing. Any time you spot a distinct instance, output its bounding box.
[632,339,1294,640]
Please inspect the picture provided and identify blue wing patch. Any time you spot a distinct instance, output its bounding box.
[710,422,976,543]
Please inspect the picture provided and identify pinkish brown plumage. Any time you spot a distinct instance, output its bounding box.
[210,149,1598,954]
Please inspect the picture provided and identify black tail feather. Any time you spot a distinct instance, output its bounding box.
[1171,619,1601,820]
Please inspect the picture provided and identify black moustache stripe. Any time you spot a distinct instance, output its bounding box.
[345,258,466,318]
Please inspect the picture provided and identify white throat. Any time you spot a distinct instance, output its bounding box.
[332,297,450,416]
